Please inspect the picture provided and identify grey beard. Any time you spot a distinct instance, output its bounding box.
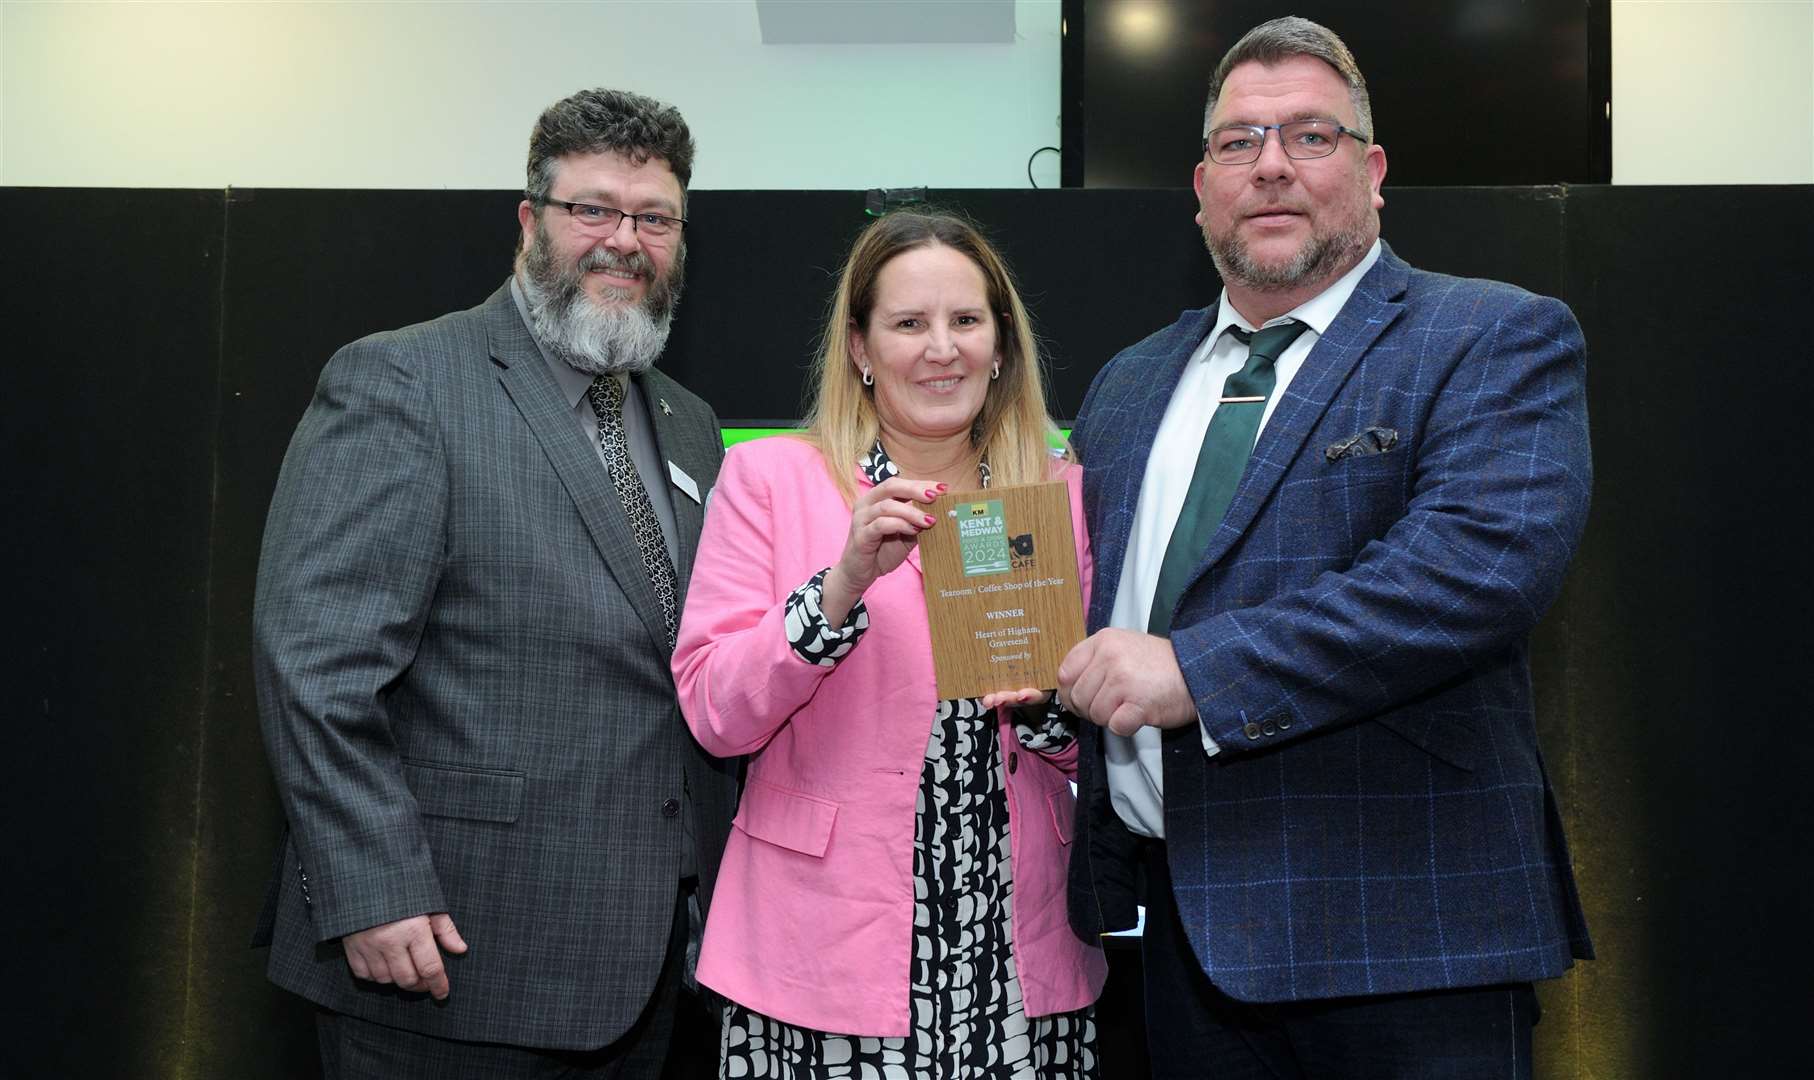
[1206,219,1368,294]
[519,230,684,376]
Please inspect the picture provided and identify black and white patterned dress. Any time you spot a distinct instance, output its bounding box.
[719,444,1098,1080]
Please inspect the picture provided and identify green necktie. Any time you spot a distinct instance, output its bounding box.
[1147,320,1309,636]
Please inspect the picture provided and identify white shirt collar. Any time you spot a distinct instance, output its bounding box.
[1209,239,1383,345]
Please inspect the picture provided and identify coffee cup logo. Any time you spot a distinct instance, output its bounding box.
[1009,532,1036,569]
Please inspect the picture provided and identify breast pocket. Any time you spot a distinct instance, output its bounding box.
[1275,451,1407,556]
[1322,442,1405,486]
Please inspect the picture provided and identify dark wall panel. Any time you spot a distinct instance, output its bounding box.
[1553,184,1814,1076]
[0,188,224,1076]
[4,183,1808,1078]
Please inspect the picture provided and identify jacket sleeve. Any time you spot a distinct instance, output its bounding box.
[252,336,448,942]
[673,443,844,757]
[1171,293,1593,754]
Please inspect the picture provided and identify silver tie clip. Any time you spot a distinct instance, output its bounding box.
[1219,395,1267,404]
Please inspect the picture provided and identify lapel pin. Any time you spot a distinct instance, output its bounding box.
[658,397,672,416]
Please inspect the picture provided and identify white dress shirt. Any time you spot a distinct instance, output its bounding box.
[1105,241,1382,839]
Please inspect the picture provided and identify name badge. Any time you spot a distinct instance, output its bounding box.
[668,461,702,504]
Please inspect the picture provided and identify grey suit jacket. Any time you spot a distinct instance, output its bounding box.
[253,281,737,1050]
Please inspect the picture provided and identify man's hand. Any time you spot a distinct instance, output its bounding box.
[1058,629,1197,737]
[341,912,468,1000]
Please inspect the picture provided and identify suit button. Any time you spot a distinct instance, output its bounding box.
[1261,719,1277,736]
[1242,722,1263,741]
[1277,716,1292,731]
[1008,752,1019,775]
[661,798,680,818]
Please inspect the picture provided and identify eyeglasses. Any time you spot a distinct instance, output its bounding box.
[1202,119,1371,166]
[536,197,687,239]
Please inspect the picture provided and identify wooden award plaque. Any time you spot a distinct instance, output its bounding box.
[917,480,1087,700]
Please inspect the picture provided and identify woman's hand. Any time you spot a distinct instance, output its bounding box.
[821,478,945,625]
[980,687,1052,711]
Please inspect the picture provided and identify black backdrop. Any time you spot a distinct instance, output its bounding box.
[3,183,1809,1077]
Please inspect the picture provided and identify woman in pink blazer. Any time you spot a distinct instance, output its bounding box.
[673,211,1107,1078]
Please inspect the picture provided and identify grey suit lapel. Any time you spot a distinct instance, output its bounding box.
[1195,245,1409,575]
[485,285,674,654]
[634,367,717,594]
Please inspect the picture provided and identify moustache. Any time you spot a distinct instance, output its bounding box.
[576,246,655,280]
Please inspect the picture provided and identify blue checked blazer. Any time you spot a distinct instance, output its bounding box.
[1067,242,1595,1003]
[252,283,739,1049]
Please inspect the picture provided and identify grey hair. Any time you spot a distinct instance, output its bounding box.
[1202,17,1373,139]
[525,88,695,206]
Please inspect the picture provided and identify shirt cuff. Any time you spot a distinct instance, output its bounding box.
[783,567,869,667]
[1013,691,1077,753]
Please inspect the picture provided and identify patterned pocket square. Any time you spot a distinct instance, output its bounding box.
[1324,426,1399,462]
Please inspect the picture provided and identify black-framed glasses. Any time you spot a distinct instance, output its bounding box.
[1202,119,1370,165]
[536,197,687,238]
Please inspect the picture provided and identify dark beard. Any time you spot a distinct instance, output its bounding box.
[1205,217,1368,294]
[519,220,686,375]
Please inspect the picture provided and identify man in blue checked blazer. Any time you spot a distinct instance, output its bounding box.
[253,90,737,1078]
[1058,17,1593,1077]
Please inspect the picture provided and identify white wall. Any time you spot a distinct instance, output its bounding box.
[0,0,1065,190]
[1612,0,1813,183]
[2,1,1808,189]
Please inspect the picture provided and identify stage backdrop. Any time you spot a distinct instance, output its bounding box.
[2,184,1808,1078]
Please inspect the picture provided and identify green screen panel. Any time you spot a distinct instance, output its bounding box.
[722,427,796,446]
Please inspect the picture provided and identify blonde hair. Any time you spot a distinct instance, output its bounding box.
[800,210,1069,504]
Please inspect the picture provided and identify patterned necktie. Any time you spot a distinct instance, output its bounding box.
[587,374,679,648]
[1147,320,1309,635]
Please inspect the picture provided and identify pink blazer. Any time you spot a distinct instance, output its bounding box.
[673,435,1108,1037]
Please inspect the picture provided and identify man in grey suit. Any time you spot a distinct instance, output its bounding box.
[253,88,737,1078]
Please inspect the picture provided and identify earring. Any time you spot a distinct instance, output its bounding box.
[862,368,874,386]
[990,363,1001,381]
